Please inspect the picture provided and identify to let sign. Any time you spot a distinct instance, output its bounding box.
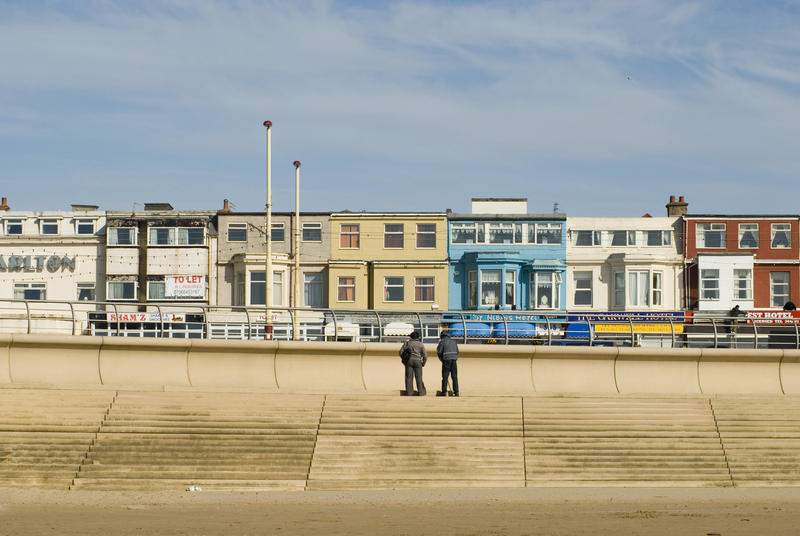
[165,275,205,299]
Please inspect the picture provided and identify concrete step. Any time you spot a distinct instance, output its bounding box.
[70,478,307,491]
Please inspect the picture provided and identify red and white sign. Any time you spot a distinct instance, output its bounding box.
[746,310,800,325]
[165,275,205,299]
[108,312,185,322]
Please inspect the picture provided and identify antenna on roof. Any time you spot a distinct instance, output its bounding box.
[553,202,559,214]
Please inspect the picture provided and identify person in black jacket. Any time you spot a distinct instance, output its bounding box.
[399,331,427,396]
[436,330,459,397]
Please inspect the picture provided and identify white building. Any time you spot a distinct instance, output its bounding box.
[0,199,106,303]
[566,216,684,311]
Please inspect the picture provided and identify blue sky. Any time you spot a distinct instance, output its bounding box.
[2,0,800,216]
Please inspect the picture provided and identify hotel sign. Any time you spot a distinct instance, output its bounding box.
[0,254,76,272]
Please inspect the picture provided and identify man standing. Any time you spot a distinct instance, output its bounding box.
[436,330,459,397]
[399,331,427,396]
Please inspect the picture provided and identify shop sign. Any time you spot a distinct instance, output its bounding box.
[164,275,205,299]
[107,312,185,322]
[746,310,800,325]
[0,254,76,272]
[594,323,684,334]
[567,311,686,322]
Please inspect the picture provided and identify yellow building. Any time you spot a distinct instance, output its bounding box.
[328,212,449,311]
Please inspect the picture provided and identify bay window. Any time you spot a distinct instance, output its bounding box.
[481,270,502,306]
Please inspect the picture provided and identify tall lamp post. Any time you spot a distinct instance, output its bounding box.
[293,160,301,341]
[263,121,273,340]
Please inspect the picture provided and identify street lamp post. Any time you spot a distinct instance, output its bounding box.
[293,160,301,341]
[263,121,273,340]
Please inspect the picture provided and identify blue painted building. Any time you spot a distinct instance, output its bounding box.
[447,198,567,311]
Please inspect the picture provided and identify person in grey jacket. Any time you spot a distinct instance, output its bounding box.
[436,330,459,397]
[399,331,427,396]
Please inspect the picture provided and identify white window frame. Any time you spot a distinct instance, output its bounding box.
[733,269,753,300]
[337,276,356,302]
[149,227,204,246]
[700,269,720,301]
[488,223,514,245]
[384,276,404,302]
[272,272,283,306]
[416,224,436,249]
[573,271,593,306]
[645,230,672,247]
[39,218,59,235]
[340,224,360,249]
[414,277,435,302]
[531,271,561,309]
[532,223,562,245]
[107,281,136,300]
[4,218,23,235]
[771,272,791,308]
[303,272,324,307]
[108,227,137,246]
[383,224,404,249]
[480,269,502,307]
[227,222,247,242]
[302,222,322,242]
[697,223,726,249]
[13,282,46,300]
[75,218,96,235]
[738,223,759,249]
[574,230,601,247]
[610,230,636,247]
[271,222,285,242]
[147,280,167,300]
[77,283,96,301]
[505,270,516,307]
[451,223,478,244]
[771,223,791,249]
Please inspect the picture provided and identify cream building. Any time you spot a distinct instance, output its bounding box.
[328,212,449,311]
[0,199,106,303]
[566,216,683,311]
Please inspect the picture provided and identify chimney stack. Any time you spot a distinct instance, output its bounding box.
[0,197,8,211]
[221,199,231,213]
[666,194,688,217]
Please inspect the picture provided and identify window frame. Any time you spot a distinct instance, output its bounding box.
[573,271,593,306]
[700,269,720,301]
[574,230,601,247]
[75,218,96,235]
[610,230,636,247]
[303,272,324,307]
[416,223,436,249]
[771,271,791,308]
[340,224,360,249]
[4,218,23,235]
[733,268,753,300]
[467,270,477,309]
[107,281,136,300]
[384,276,404,302]
[738,223,759,249]
[39,218,59,235]
[451,223,477,244]
[771,223,792,249]
[696,223,726,249]
[488,223,514,245]
[531,271,561,309]
[301,222,322,243]
[108,227,137,246]
[645,230,672,247]
[77,283,96,302]
[227,222,248,242]
[414,276,435,302]
[271,223,285,242]
[337,276,356,302]
[383,223,404,249]
[533,223,563,245]
[13,282,46,300]
[480,269,502,307]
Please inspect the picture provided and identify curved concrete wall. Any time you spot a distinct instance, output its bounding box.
[2,334,800,395]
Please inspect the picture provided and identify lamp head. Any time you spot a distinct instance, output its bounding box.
[263,120,272,128]
[293,160,301,168]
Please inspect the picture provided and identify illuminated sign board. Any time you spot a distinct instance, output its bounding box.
[0,254,76,272]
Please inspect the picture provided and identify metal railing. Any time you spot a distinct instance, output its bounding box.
[0,298,798,349]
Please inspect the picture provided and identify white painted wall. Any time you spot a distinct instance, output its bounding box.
[696,254,754,311]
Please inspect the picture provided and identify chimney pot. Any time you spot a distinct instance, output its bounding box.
[679,196,685,202]
[669,195,676,203]
[0,197,9,211]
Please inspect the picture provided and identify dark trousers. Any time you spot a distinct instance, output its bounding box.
[441,360,459,395]
[405,360,425,395]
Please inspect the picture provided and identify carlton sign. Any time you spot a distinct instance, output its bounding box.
[0,254,76,272]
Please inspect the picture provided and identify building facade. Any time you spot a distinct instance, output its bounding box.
[0,199,106,303]
[328,212,449,311]
[216,208,331,309]
[448,199,566,311]
[683,213,800,310]
[104,204,217,306]
[565,216,683,311]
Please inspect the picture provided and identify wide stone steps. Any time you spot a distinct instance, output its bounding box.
[523,397,731,487]
[0,389,114,488]
[72,392,323,491]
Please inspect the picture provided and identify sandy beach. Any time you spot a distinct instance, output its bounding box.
[2,487,800,535]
